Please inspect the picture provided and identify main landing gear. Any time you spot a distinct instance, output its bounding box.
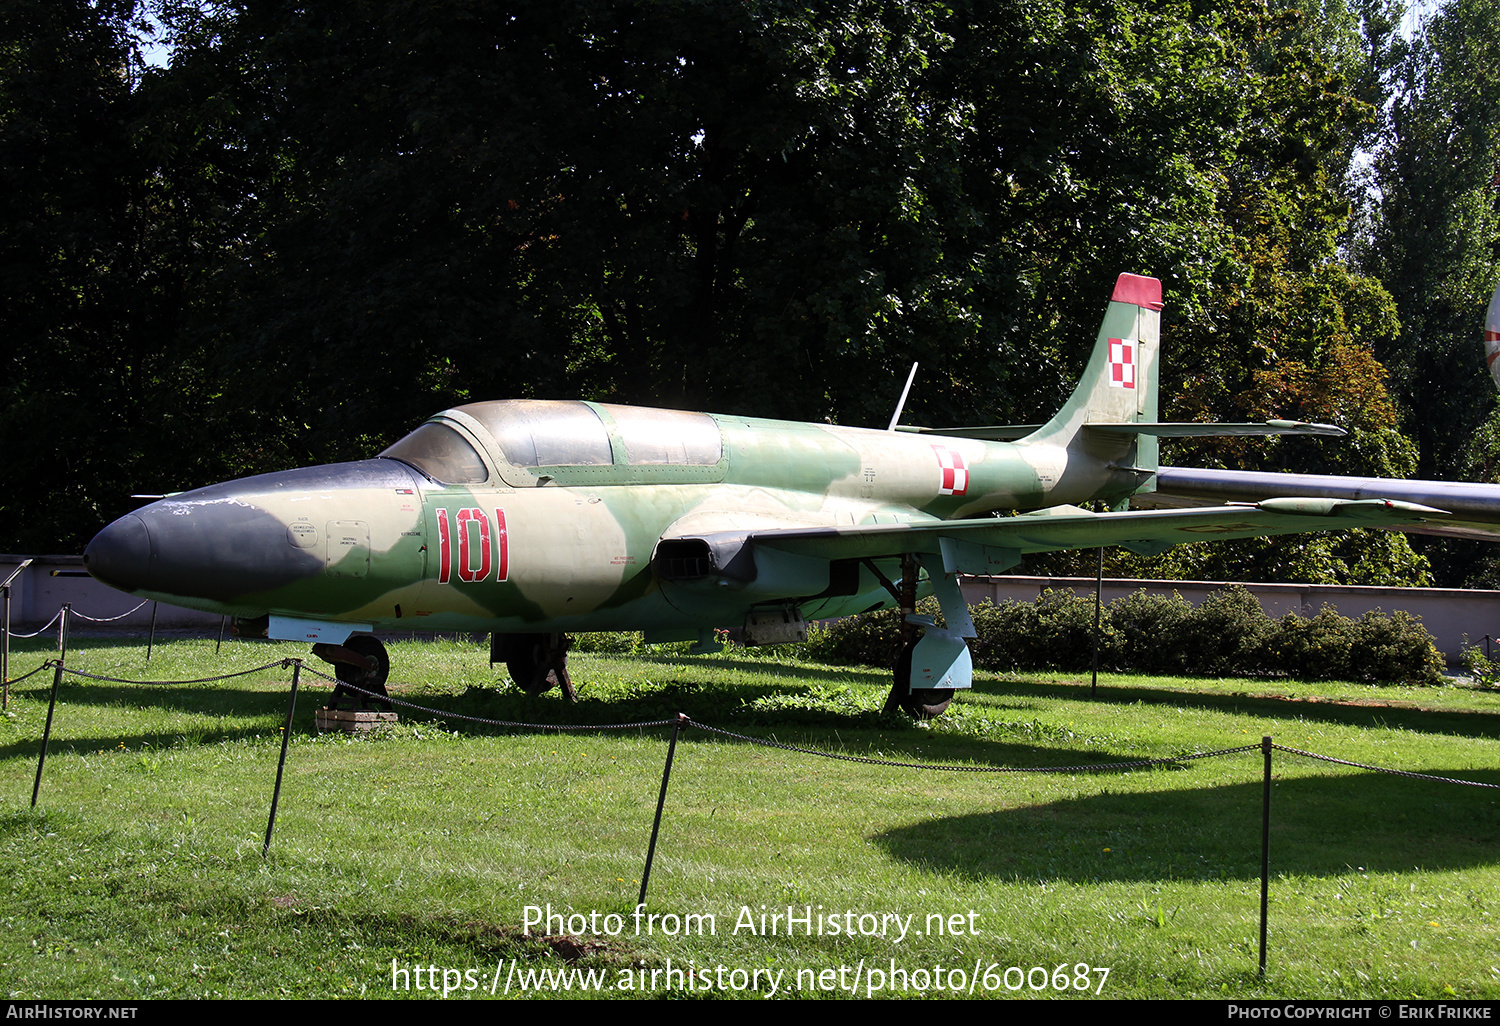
[886,637,956,718]
[491,632,577,703]
[313,633,393,710]
[878,552,958,719]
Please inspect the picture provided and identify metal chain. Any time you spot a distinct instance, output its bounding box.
[689,720,1262,772]
[1272,743,1500,789]
[298,663,678,732]
[17,652,1497,789]
[56,658,295,686]
[6,609,62,639]
[3,661,55,685]
[70,601,150,623]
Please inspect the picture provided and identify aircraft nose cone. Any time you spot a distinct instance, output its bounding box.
[84,513,153,593]
[83,494,326,605]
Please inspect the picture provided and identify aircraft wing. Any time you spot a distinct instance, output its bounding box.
[1148,467,1500,542]
[700,497,1449,574]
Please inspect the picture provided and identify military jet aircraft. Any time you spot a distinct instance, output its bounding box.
[83,274,1445,716]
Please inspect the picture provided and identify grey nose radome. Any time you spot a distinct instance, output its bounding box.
[84,498,326,605]
[83,512,154,594]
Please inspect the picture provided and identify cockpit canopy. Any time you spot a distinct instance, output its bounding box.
[380,400,724,484]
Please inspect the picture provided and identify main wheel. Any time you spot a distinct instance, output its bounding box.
[503,633,569,696]
[887,639,954,718]
[902,687,954,719]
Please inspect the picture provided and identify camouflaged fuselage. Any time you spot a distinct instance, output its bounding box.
[82,403,1144,637]
[85,275,1168,642]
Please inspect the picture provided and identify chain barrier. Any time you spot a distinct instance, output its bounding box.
[297,661,680,732]
[55,659,296,686]
[6,609,63,639]
[3,661,55,686]
[686,720,1262,772]
[18,653,1499,789]
[1272,742,1500,789]
[70,600,150,623]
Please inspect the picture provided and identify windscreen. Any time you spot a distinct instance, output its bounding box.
[379,423,489,484]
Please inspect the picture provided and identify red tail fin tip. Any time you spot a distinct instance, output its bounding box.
[1112,273,1163,311]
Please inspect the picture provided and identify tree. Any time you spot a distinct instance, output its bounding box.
[1351,0,1500,586]
[1362,0,1500,481]
[0,0,231,550]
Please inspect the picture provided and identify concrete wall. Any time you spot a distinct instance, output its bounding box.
[960,576,1500,663]
[1,555,222,632]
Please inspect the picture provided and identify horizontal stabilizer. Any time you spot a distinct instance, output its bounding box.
[1086,420,1345,437]
[894,424,1042,441]
[898,419,1344,441]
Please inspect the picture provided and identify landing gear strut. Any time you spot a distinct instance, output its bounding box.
[313,633,392,710]
[491,632,577,703]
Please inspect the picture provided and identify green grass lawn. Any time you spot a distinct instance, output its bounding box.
[2,633,1497,1000]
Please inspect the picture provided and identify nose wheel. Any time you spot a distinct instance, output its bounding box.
[313,634,392,710]
[491,632,577,702]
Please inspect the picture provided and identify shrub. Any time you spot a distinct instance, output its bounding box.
[1029,588,1116,671]
[1265,607,1355,681]
[1343,609,1445,684]
[1109,590,1193,674]
[1460,642,1500,689]
[968,598,1038,671]
[1176,585,1275,676]
[968,591,1115,672]
[800,598,944,668]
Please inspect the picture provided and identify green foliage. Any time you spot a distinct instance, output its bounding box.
[810,587,1445,684]
[1362,0,1500,484]
[1459,642,1500,690]
[1177,585,1278,676]
[1107,590,1194,674]
[1342,609,1448,684]
[1265,607,1357,681]
[0,0,1443,563]
[970,589,1118,672]
[799,597,942,669]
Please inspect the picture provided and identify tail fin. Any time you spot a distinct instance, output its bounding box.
[1023,273,1163,485]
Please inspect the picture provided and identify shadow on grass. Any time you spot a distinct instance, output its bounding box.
[874,767,1500,882]
[8,646,1497,774]
[971,675,1500,742]
[1,670,306,760]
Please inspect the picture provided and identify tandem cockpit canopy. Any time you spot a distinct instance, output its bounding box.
[380,400,725,484]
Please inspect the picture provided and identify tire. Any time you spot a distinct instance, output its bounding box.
[334,634,390,691]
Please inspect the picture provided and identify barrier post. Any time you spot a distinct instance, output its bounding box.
[263,659,302,856]
[2,561,32,710]
[1090,547,1103,698]
[57,602,70,659]
[1,584,9,711]
[638,713,688,908]
[31,660,64,807]
[1259,735,1273,977]
[146,602,159,662]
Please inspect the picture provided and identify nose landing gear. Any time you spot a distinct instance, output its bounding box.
[313,633,393,710]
